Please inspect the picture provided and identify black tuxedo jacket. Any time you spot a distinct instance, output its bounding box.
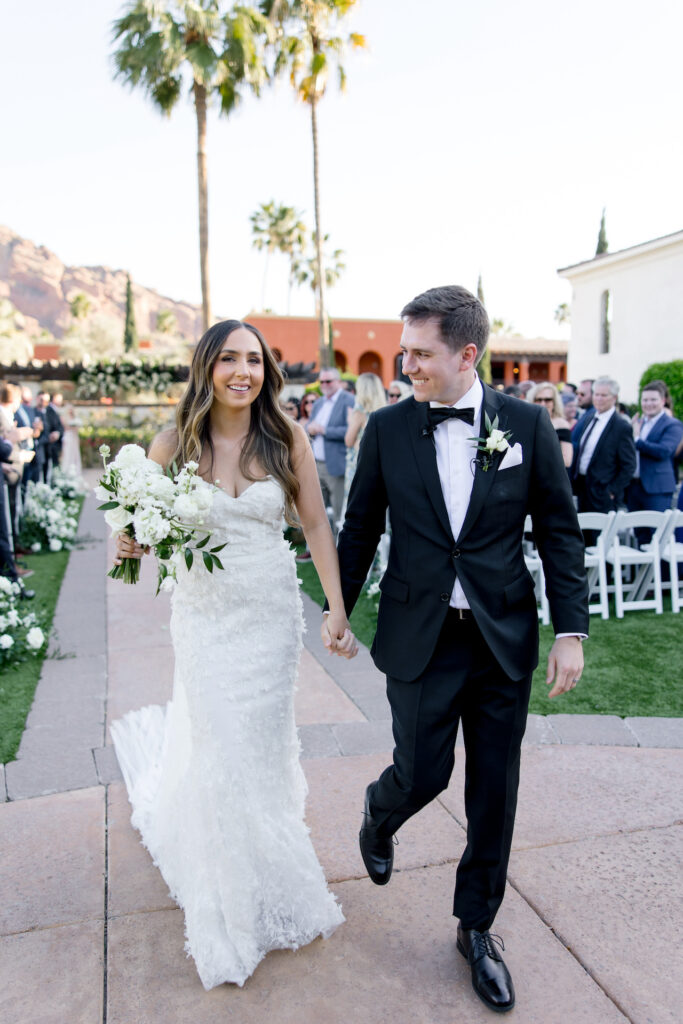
[338,386,589,683]
[571,410,636,510]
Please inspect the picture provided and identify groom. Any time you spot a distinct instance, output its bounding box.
[325,285,588,1013]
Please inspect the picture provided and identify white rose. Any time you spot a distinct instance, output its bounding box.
[0,577,13,594]
[49,538,63,552]
[0,634,13,649]
[112,444,148,470]
[7,609,19,627]
[132,507,171,546]
[146,474,176,506]
[104,505,135,535]
[173,493,202,521]
[485,428,509,452]
[26,627,45,649]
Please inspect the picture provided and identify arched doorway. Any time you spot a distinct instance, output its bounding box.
[359,350,382,377]
[334,350,347,372]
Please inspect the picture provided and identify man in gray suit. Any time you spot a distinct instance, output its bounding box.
[306,368,355,536]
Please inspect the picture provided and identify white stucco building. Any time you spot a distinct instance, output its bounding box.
[558,229,683,402]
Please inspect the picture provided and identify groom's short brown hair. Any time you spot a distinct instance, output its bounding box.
[400,285,490,362]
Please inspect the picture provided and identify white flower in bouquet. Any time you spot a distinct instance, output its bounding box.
[114,444,149,470]
[0,635,13,649]
[145,473,176,506]
[133,507,171,546]
[26,627,45,650]
[104,505,135,535]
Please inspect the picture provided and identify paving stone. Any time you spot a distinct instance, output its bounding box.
[624,716,683,748]
[94,743,123,784]
[106,867,626,1024]
[5,747,99,800]
[294,648,365,726]
[332,719,395,756]
[107,782,175,917]
[36,653,107,697]
[0,920,104,1024]
[549,713,638,746]
[349,691,392,721]
[0,786,104,933]
[438,746,683,852]
[523,713,561,745]
[299,724,341,759]
[18,703,105,757]
[303,753,463,884]
[509,824,683,1024]
[106,643,175,730]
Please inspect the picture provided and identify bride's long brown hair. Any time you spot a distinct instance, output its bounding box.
[171,320,300,524]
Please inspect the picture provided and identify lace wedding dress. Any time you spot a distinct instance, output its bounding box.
[110,477,344,989]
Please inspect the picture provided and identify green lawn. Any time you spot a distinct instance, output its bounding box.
[297,557,683,718]
[0,548,73,763]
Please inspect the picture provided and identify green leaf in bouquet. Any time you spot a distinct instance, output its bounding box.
[185,548,194,570]
[195,534,211,549]
[202,551,214,572]
[156,545,172,561]
[97,501,120,511]
[210,543,227,553]
[211,555,224,570]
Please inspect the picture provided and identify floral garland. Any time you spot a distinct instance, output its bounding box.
[18,481,80,553]
[0,577,45,669]
[50,466,88,501]
[73,359,177,399]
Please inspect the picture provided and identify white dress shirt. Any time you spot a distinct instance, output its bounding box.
[634,409,665,477]
[577,406,617,475]
[311,389,343,461]
[431,376,483,609]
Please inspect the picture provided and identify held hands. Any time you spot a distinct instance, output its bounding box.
[321,610,358,660]
[546,636,583,699]
[113,533,148,566]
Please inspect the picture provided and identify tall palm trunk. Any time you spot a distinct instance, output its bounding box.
[193,81,211,333]
[310,97,330,369]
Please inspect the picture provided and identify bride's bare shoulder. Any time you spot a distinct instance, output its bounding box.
[148,429,179,469]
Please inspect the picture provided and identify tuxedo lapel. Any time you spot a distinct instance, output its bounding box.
[406,399,454,541]
[457,386,508,545]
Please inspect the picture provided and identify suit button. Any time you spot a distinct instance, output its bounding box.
[452,548,461,558]
[440,593,450,602]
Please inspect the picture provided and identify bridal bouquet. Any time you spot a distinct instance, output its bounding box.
[96,444,225,593]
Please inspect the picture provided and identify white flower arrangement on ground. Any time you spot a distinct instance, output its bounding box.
[97,444,226,592]
[19,482,81,553]
[0,576,46,669]
[74,359,176,399]
[50,465,88,500]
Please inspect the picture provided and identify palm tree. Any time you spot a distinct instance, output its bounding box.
[249,200,307,310]
[290,233,345,313]
[262,0,364,368]
[476,273,491,384]
[112,1,271,333]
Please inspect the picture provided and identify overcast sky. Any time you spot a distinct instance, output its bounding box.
[2,0,681,339]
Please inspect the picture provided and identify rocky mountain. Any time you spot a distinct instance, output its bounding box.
[0,225,203,341]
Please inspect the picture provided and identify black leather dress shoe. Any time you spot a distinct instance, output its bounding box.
[358,785,394,885]
[457,925,515,1013]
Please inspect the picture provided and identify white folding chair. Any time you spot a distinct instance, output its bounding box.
[523,516,550,625]
[577,510,617,619]
[605,510,668,617]
[658,509,683,613]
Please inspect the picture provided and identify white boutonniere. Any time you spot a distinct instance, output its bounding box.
[469,413,513,472]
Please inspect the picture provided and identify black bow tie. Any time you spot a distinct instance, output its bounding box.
[427,406,475,428]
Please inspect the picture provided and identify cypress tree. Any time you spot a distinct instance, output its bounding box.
[123,273,138,352]
[596,209,608,256]
[476,274,492,384]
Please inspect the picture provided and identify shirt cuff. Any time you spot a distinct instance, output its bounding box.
[555,633,587,641]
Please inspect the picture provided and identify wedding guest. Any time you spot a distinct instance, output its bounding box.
[343,373,386,512]
[281,397,300,421]
[45,392,65,478]
[17,387,38,487]
[518,380,535,399]
[304,368,354,538]
[561,391,579,430]
[60,403,83,474]
[571,376,636,513]
[628,381,683,543]
[503,384,523,399]
[0,430,34,590]
[530,382,573,467]
[386,380,412,403]
[575,379,594,421]
[298,391,317,431]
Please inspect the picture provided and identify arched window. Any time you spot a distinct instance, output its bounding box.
[359,351,382,376]
[334,350,347,371]
[600,290,611,354]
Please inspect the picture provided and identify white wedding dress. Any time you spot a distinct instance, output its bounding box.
[110,477,344,989]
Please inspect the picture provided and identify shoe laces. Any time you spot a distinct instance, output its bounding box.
[469,931,505,964]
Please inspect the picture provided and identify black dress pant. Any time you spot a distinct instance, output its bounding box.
[368,609,532,932]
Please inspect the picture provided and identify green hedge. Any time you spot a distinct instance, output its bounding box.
[78,425,157,467]
[639,360,683,419]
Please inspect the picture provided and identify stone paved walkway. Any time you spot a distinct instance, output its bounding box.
[1,479,681,1023]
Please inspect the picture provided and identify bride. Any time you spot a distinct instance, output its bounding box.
[110,319,357,990]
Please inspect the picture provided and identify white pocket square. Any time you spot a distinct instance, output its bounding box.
[498,442,523,470]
